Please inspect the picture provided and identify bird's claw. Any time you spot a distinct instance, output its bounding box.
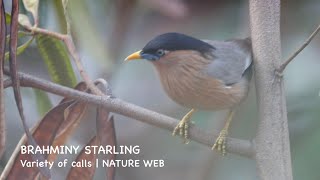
[172,118,190,144]
[212,129,228,156]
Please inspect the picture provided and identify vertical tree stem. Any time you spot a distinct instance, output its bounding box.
[0,0,6,159]
[249,0,293,179]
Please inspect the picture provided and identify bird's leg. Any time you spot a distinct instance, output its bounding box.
[172,108,195,144]
[212,110,235,155]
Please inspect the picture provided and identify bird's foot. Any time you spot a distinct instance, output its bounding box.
[172,109,195,144]
[172,117,190,144]
[212,129,228,156]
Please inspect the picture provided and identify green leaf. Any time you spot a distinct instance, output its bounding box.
[5,13,11,24]
[36,34,77,87]
[5,37,34,60]
[6,31,32,45]
[5,13,31,27]
[34,89,52,116]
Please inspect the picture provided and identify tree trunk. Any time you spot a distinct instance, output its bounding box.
[249,0,293,179]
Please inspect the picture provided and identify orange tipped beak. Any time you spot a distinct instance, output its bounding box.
[125,50,142,61]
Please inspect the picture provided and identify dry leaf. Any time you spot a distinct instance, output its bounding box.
[2,101,73,180]
[97,110,116,180]
[66,136,98,180]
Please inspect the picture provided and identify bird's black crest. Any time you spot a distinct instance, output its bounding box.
[142,32,215,55]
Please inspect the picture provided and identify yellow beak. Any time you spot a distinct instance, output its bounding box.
[125,50,142,61]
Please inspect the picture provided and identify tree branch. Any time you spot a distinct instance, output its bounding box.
[278,24,320,73]
[0,0,6,160]
[249,0,293,179]
[23,25,104,96]
[4,70,255,158]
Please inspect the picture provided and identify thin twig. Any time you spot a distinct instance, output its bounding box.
[63,36,104,96]
[23,26,104,96]
[9,1,51,178]
[3,70,255,158]
[62,0,71,35]
[28,26,67,40]
[278,24,320,73]
[0,0,6,159]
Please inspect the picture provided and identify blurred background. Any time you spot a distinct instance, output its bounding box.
[2,0,320,179]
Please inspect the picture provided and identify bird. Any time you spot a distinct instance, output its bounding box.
[125,32,252,155]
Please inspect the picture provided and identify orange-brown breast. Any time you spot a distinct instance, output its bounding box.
[152,50,250,110]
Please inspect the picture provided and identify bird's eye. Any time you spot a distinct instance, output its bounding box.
[156,49,165,57]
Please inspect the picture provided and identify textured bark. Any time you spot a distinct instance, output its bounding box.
[249,0,293,179]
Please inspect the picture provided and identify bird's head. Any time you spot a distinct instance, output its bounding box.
[125,32,215,62]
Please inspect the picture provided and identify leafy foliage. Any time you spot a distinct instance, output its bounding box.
[5,36,34,61]
[36,34,77,87]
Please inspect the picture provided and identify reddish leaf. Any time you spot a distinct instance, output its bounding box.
[46,81,89,161]
[59,81,87,104]
[47,100,88,162]
[35,81,89,178]
[2,101,73,180]
[66,136,98,180]
[97,111,116,180]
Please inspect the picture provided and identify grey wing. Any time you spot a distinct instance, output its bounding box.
[204,38,252,85]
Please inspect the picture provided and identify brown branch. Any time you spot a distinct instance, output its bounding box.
[23,26,104,96]
[62,36,104,96]
[4,70,255,158]
[28,27,67,40]
[278,24,320,73]
[9,1,51,178]
[0,0,6,159]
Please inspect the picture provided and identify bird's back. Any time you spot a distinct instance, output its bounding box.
[204,38,252,86]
